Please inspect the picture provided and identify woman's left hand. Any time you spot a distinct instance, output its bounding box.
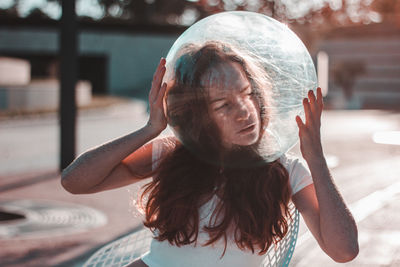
[296,87,324,163]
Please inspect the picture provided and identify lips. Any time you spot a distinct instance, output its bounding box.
[238,124,256,134]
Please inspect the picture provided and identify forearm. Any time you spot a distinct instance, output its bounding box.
[307,155,359,261]
[61,124,160,193]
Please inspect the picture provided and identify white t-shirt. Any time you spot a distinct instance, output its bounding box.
[141,138,313,267]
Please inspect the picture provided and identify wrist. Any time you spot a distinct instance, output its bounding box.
[143,123,164,138]
[305,151,327,169]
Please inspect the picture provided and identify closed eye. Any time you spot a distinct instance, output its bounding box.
[215,103,228,111]
[242,87,253,96]
[244,91,254,99]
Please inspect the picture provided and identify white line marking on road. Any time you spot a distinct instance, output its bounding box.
[372,131,400,145]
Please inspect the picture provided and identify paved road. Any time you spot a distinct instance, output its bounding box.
[1,101,399,266]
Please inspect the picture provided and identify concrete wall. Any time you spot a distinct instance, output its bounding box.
[0,28,178,96]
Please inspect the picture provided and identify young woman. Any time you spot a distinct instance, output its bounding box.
[61,42,359,267]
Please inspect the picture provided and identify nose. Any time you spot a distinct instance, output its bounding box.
[235,100,251,121]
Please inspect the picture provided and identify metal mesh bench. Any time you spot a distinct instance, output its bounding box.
[84,202,299,267]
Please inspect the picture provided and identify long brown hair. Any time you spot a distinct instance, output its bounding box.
[140,41,292,257]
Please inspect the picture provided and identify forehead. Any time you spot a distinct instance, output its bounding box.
[201,62,250,98]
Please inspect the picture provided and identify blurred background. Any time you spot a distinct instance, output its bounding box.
[0,0,399,266]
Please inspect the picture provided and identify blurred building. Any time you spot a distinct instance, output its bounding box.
[316,21,400,109]
[0,26,178,98]
[1,16,399,110]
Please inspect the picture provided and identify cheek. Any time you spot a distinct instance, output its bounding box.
[215,112,228,120]
[214,113,228,127]
[249,98,260,111]
[249,100,261,120]
[214,113,234,133]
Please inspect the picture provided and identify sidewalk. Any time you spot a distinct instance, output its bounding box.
[0,170,147,267]
[0,95,150,176]
[1,96,150,266]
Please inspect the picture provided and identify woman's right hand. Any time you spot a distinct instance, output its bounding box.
[146,57,168,135]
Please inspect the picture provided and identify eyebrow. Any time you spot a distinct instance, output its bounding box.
[210,84,251,103]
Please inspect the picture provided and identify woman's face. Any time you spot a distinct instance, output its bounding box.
[204,62,261,148]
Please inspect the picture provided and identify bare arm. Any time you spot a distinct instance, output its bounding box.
[61,126,160,194]
[294,88,359,262]
[61,58,168,194]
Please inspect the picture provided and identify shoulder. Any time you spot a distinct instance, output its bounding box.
[151,135,180,170]
[152,135,180,154]
[279,153,313,196]
[279,153,307,174]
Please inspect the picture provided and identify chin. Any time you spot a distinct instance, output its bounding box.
[234,133,260,147]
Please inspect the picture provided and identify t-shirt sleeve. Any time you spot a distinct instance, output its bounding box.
[280,154,314,196]
[151,136,177,171]
[151,138,163,171]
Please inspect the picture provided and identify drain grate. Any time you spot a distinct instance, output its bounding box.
[0,199,107,240]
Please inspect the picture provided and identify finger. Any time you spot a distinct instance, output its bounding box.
[153,66,166,90]
[308,89,316,105]
[151,58,165,88]
[156,82,167,106]
[149,72,160,103]
[152,62,166,87]
[156,59,166,80]
[154,58,166,78]
[316,87,324,110]
[150,62,166,102]
[303,98,313,125]
[308,89,317,116]
[296,115,305,131]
